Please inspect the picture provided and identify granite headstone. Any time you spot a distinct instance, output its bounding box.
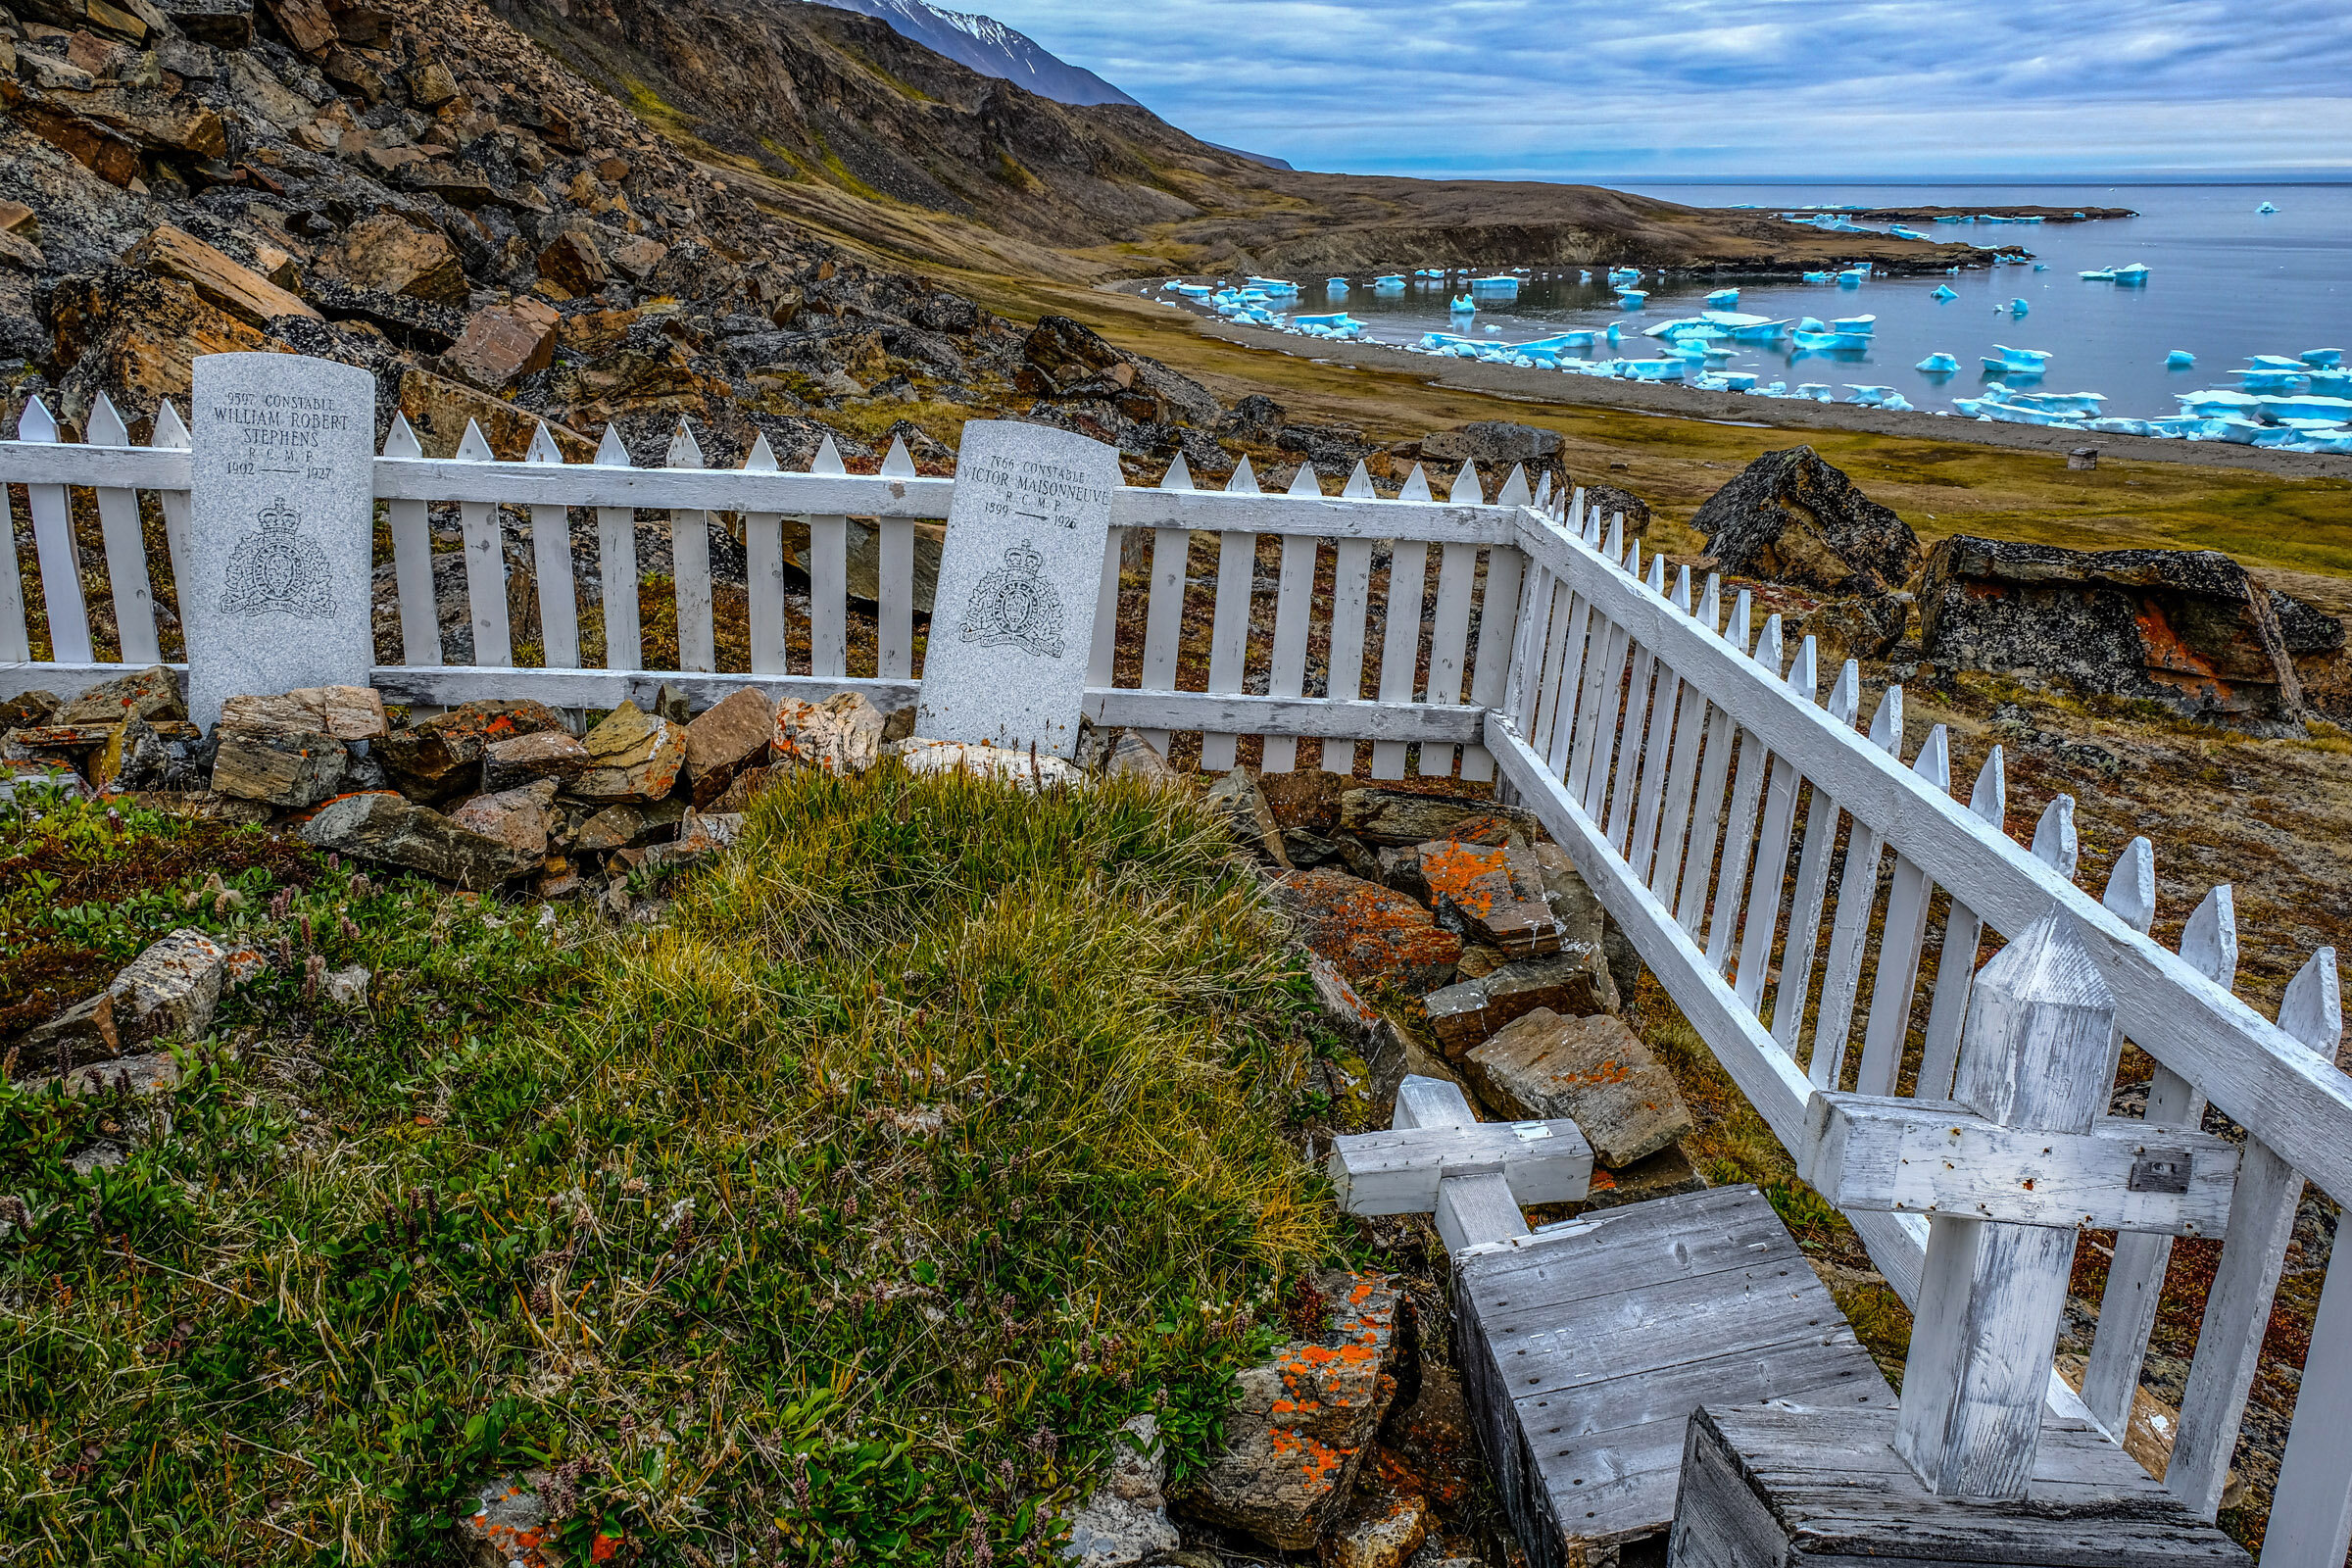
[185,353,378,729]
[914,420,1120,758]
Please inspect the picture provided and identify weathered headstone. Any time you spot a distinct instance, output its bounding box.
[913,420,1119,759]
[185,353,377,729]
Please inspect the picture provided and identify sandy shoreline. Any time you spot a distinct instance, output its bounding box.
[1116,287,2352,481]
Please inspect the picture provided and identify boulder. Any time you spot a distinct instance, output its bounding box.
[682,687,773,795]
[449,778,560,857]
[381,699,569,802]
[1691,446,1923,596]
[641,809,745,871]
[396,370,597,464]
[442,297,561,392]
[1017,315,1220,427]
[1917,536,2305,731]
[1207,767,1291,867]
[1272,869,1462,995]
[572,799,684,852]
[330,215,467,307]
[219,685,386,741]
[126,224,316,329]
[1172,1270,1403,1550]
[1582,481,1653,538]
[1422,949,1618,1056]
[92,713,170,792]
[109,927,229,1047]
[55,664,183,725]
[211,722,347,807]
[1217,393,1286,443]
[1339,789,1536,848]
[1420,420,1559,468]
[301,791,538,887]
[773,693,885,776]
[1324,1494,1429,1568]
[537,229,607,298]
[481,730,591,792]
[46,270,268,421]
[1064,1414,1180,1568]
[0,691,61,730]
[1463,1009,1691,1167]
[574,702,686,802]
[455,1469,562,1568]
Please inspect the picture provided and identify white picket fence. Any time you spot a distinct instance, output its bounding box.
[5,393,2352,1557]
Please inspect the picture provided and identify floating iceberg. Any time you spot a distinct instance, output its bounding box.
[1326,277,1349,294]
[1415,268,1448,278]
[1837,268,1869,285]
[2249,355,2307,369]
[1830,315,1877,335]
[2237,369,2309,393]
[1791,330,1873,351]
[1620,360,1687,382]
[1802,271,1833,284]
[2300,349,2344,368]
[1471,275,1522,296]
[1794,383,1835,402]
[2009,299,2031,315]
[1616,289,1648,308]
[1609,268,1642,285]
[2259,394,2352,423]
[1987,386,2106,416]
[1846,385,1896,406]
[1705,288,1740,307]
[1246,276,1298,296]
[1645,317,1720,340]
[1724,318,1791,343]
[1797,317,1828,333]
[1887,225,1929,241]
[2177,390,2264,416]
[2166,349,2196,368]
[1932,284,1958,300]
[2113,264,2149,285]
[1916,353,1960,373]
[2080,268,2116,281]
[2085,417,2157,437]
[1373,274,1405,290]
[1718,372,1759,391]
[1953,399,2084,428]
[2258,201,2278,215]
[2311,370,2352,395]
[1449,295,1475,314]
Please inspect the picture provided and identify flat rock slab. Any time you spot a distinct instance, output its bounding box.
[1674,1399,2247,1568]
[1341,788,1539,848]
[1454,1186,1888,1568]
[1274,868,1463,996]
[1425,950,1617,1055]
[1465,1008,1691,1167]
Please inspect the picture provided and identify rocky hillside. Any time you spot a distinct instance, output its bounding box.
[493,0,2006,282]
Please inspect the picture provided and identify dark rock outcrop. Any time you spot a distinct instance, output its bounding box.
[1691,446,1923,596]
[1918,535,2306,731]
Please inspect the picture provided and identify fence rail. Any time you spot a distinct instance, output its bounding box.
[8,389,2352,1557]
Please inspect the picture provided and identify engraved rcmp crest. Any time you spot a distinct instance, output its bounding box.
[219,495,337,619]
[958,540,1064,659]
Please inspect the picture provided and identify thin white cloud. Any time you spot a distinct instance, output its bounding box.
[956,0,2352,175]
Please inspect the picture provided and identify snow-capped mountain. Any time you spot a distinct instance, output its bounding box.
[810,0,1143,109]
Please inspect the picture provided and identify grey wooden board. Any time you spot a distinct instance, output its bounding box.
[1456,1186,1888,1568]
[1676,1402,2248,1568]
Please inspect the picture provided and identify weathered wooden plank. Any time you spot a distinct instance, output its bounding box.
[1543,590,1592,777]
[0,435,189,489]
[1461,543,1524,783]
[1258,524,1318,773]
[1854,726,1952,1096]
[1808,688,1904,1088]
[1323,537,1375,771]
[0,481,27,663]
[1604,641,1660,850]
[1396,1073,1477,1130]
[806,435,850,680]
[1734,639,1814,1008]
[1804,1094,2239,1234]
[150,403,193,634]
[1647,677,1712,913]
[593,424,641,672]
[369,664,918,712]
[664,421,715,674]
[1774,663,1864,1051]
[1083,690,1485,741]
[1916,746,2008,1097]
[1135,519,1189,754]
[1372,532,1430,779]
[739,433,788,676]
[1501,563,1556,736]
[1704,714,1778,972]
[523,424,581,668]
[1328,1118,1592,1214]
[17,399,94,665]
[2265,1234,2352,1568]
[1573,615,1634,815]
[876,514,915,679]
[1199,460,1262,772]
[455,421,513,669]
[1437,1170,1533,1251]
[1425,535,1481,778]
[84,395,159,665]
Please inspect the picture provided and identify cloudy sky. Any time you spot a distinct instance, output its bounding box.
[962,0,2352,179]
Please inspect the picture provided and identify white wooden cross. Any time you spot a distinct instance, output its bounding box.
[1327,1074,1592,1252]
[1803,905,2243,1501]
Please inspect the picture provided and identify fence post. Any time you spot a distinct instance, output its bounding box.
[1891,905,2117,1500]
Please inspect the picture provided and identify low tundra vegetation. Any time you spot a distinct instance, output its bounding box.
[0,767,1339,1563]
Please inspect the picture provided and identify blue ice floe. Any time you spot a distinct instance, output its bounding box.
[1982,344,2052,375]
[2080,268,2117,281]
[1620,360,1687,382]
[1705,288,1740,307]
[1246,276,1298,296]
[1887,225,1928,241]
[2258,394,2352,423]
[1471,275,1521,296]
[1837,268,1869,286]
[1415,268,1448,279]
[2300,349,2344,368]
[1987,385,2106,416]
[1616,289,1648,308]
[1916,353,1961,373]
[1718,372,1759,391]
[2009,299,2031,316]
[1373,274,1405,291]
[1449,295,1475,314]
[2237,368,2309,393]
[1932,284,1958,301]
[1792,330,1873,351]
[2258,201,2278,215]
[2113,264,2149,285]
[2311,370,2352,395]
[2167,349,2196,368]
[1723,318,1791,343]
[1847,385,1897,406]
[1801,271,1833,284]
[1830,315,1876,335]
[1793,383,1835,402]
[1326,277,1349,294]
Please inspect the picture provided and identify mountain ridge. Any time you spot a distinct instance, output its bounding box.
[806,0,1143,109]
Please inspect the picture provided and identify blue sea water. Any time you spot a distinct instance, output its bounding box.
[1240,183,2352,422]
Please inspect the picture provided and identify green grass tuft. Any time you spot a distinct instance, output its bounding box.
[0,768,1336,1562]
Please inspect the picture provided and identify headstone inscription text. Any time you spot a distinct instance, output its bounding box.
[914,421,1120,758]
[186,354,377,729]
